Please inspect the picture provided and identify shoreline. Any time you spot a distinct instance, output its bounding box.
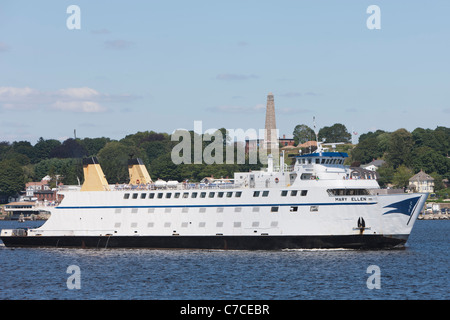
[418,213,449,220]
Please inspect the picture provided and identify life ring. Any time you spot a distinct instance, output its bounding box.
[275,178,279,183]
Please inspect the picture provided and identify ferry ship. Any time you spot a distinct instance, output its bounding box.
[0,143,427,250]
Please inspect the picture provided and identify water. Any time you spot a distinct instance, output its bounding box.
[0,220,448,300]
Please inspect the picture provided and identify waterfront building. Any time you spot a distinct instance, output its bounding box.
[409,170,435,193]
[361,159,386,172]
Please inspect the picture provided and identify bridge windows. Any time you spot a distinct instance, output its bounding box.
[327,189,370,196]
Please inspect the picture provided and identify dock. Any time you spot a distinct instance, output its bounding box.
[418,214,449,220]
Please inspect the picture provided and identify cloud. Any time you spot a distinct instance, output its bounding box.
[0,42,10,52]
[0,86,139,113]
[0,87,40,98]
[57,87,101,99]
[443,108,450,114]
[0,87,44,110]
[216,74,259,81]
[104,39,134,50]
[52,101,107,113]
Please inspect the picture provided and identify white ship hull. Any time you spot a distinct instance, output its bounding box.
[1,152,428,250]
[1,186,427,249]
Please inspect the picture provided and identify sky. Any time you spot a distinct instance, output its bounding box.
[0,0,449,144]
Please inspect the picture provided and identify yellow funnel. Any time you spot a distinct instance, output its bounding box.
[128,158,152,185]
[81,157,110,191]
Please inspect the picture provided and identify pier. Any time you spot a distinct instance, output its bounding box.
[418,213,449,220]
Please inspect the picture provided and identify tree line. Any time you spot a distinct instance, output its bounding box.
[293,123,449,189]
[0,124,449,200]
[351,127,450,189]
[0,130,261,200]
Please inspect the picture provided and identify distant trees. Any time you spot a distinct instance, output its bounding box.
[292,123,352,145]
[318,123,351,143]
[34,138,61,161]
[97,141,148,184]
[0,124,448,201]
[351,126,450,188]
[385,129,414,169]
[392,165,413,188]
[79,137,111,156]
[351,136,383,164]
[292,124,315,145]
[50,138,88,159]
[34,158,83,186]
[0,159,25,197]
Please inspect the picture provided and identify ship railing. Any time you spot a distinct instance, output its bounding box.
[261,165,294,172]
[57,185,82,192]
[34,201,60,208]
[110,182,244,191]
[55,182,244,192]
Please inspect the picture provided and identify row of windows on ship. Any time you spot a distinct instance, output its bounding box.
[123,190,309,200]
[115,206,313,215]
[297,158,345,165]
[123,188,370,200]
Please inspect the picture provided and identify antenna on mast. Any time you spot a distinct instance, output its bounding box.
[313,116,319,141]
[313,116,321,153]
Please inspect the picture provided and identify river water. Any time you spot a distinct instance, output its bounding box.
[0,220,448,300]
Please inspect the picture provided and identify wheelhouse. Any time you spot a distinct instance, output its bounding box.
[295,152,348,166]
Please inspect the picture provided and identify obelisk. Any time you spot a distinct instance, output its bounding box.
[264,92,277,150]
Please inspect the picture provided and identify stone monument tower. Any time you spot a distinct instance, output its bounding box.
[264,92,278,150]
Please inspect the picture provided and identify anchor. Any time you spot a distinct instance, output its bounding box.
[353,217,371,234]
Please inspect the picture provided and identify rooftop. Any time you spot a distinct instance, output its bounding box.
[409,170,434,182]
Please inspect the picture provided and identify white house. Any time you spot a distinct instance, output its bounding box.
[409,170,435,193]
[361,159,386,172]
